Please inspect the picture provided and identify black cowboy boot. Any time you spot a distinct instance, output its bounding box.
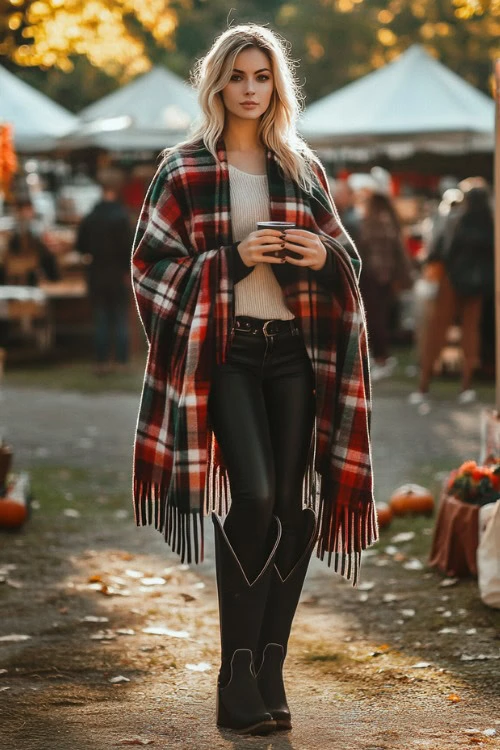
[212,513,281,735]
[256,508,317,731]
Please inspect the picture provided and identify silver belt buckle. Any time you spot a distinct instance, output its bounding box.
[262,320,275,338]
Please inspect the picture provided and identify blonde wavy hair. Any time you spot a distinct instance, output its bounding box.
[170,24,318,193]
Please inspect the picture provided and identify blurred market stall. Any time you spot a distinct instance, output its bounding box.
[300,45,494,161]
[0,66,78,153]
[58,66,200,153]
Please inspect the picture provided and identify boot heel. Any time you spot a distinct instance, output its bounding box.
[216,650,276,735]
[216,690,276,735]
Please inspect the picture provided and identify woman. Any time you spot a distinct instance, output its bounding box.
[410,184,494,405]
[131,24,377,736]
[357,192,412,381]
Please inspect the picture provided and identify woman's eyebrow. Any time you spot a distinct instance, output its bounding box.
[232,68,272,74]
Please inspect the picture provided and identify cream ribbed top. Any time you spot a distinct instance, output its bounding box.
[228,164,294,321]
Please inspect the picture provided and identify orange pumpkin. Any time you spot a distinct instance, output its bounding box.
[0,498,28,529]
[389,483,434,516]
[376,502,393,529]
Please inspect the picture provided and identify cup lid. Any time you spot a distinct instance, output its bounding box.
[257,221,296,228]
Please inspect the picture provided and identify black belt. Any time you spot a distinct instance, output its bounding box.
[233,315,300,337]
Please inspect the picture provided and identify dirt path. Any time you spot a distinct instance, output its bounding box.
[1,505,499,750]
[1,384,500,749]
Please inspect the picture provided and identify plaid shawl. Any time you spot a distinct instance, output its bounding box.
[132,137,378,584]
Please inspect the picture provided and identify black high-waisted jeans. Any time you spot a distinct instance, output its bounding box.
[208,316,316,580]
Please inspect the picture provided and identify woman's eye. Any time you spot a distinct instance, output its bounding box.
[258,75,270,81]
[230,75,242,81]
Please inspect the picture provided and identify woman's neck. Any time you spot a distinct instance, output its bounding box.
[223,117,264,155]
[223,119,267,173]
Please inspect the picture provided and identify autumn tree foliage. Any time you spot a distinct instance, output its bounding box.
[0,0,498,109]
[0,0,181,79]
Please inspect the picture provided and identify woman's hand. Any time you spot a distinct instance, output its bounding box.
[237,229,289,267]
[282,229,327,271]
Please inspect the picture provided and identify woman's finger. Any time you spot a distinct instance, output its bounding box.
[284,228,317,239]
[283,255,310,266]
[282,233,314,247]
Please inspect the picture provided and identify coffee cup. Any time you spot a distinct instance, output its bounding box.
[257,221,301,259]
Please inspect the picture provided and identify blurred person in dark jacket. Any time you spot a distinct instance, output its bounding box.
[76,186,133,374]
[357,192,412,381]
[409,181,494,405]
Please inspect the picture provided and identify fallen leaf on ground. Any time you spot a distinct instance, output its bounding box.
[109,676,130,683]
[115,739,154,746]
[180,593,196,602]
[0,634,31,642]
[403,559,424,571]
[0,687,11,691]
[6,579,23,589]
[383,594,400,603]
[89,630,117,641]
[0,669,8,675]
[125,570,143,579]
[116,629,135,636]
[357,581,375,591]
[0,564,17,575]
[410,662,432,669]
[142,626,190,638]
[447,693,462,702]
[185,663,211,672]
[117,552,135,561]
[63,509,80,518]
[140,578,166,586]
[88,575,103,583]
[390,532,416,543]
[80,615,109,623]
[438,627,458,634]
[439,578,459,587]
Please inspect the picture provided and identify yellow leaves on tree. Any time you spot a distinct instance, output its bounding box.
[453,0,500,18]
[0,0,181,79]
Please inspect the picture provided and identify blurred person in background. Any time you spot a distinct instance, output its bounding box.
[357,191,412,381]
[332,179,360,245]
[131,23,376,736]
[409,180,494,405]
[0,198,59,286]
[76,184,133,375]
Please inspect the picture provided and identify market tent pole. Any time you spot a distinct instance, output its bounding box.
[479,59,500,461]
[495,58,500,412]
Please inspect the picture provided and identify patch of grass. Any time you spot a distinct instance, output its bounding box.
[373,345,495,403]
[4,359,145,394]
[27,465,130,521]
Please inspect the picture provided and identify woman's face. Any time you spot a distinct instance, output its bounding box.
[220,46,274,122]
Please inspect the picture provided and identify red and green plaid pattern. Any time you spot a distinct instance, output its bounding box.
[132,138,378,584]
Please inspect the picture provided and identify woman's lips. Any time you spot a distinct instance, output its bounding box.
[241,102,259,108]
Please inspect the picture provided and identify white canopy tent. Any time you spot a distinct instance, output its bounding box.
[60,66,201,151]
[0,66,78,152]
[300,45,495,160]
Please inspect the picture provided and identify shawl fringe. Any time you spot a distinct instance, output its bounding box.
[133,476,204,565]
[133,416,376,586]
